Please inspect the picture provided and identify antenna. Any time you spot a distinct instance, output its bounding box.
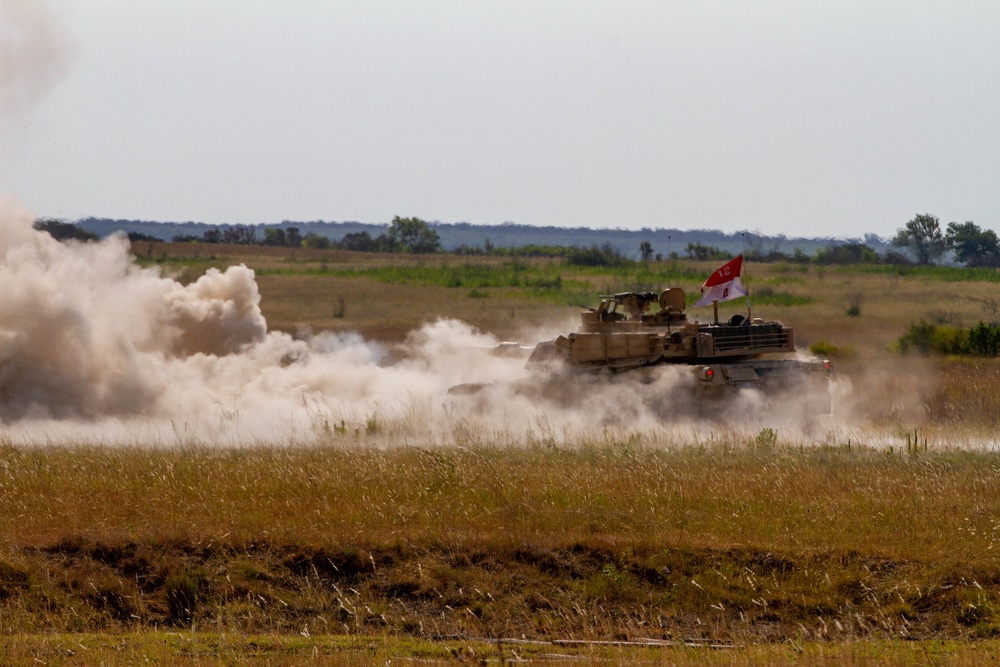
[742,232,752,320]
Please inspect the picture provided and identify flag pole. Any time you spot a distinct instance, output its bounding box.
[742,233,752,321]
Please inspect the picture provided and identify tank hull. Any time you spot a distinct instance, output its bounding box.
[525,340,832,414]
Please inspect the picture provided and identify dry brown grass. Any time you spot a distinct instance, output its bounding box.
[4,442,999,565]
[3,442,1000,647]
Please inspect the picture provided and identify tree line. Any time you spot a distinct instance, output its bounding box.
[168,216,443,254]
[35,212,1000,269]
[890,214,1000,267]
[667,214,1000,269]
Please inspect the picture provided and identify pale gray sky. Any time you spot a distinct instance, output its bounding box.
[2,0,999,238]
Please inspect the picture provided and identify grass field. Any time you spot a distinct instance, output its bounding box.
[6,242,1000,663]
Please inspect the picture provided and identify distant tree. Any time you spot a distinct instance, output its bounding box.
[262,228,286,246]
[221,224,256,245]
[340,231,380,252]
[883,249,913,266]
[945,221,1000,267]
[489,244,567,258]
[386,216,440,254]
[127,231,163,243]
[743,233,766,259]
[286,227,302,247]
[745,243,790,263]
[685,242,730,261]
[892,214,945,265]
[202,228,222,244]
[33,218,98,242]
[639,240,654,262]
[302,232,331,249]
[814,242,880,265]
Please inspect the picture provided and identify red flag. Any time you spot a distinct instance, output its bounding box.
[695,255,748,307]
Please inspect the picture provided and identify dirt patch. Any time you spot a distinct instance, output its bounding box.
[3,537,999,640]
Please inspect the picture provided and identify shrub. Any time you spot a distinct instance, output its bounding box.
[751,427,778,450]
[845,293,864,317]
[809,341,840,357]
[898,320,1000,357]
[897,321,967,355]
[527,275,562,290]
[332,295,347,319]
[967,321,1000,356]
[566,243,630,268]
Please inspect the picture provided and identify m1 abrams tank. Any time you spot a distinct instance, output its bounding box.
[526,288,832,413]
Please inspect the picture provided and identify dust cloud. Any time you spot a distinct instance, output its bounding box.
[0,0,75,118]
[0,200,858,448]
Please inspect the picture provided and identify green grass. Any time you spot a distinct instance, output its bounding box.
[748,286,813,306]
[266,260,708,293]
[5,633,1000,665]
[257,261,596,302]
[838,263,1000,283]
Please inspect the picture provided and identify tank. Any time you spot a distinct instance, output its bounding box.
[525,288,833,413]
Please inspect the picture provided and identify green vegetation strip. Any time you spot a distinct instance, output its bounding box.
[3,633,1000,665]
[257,261,706,289]
[840,263,1000,283]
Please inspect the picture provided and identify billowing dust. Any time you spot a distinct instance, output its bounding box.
[0,199,896,449]
[0,0,75,119]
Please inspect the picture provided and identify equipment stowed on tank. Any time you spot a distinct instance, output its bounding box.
[524,287,833,414]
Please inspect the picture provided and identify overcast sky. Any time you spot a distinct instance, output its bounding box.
[2,1,998,238]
